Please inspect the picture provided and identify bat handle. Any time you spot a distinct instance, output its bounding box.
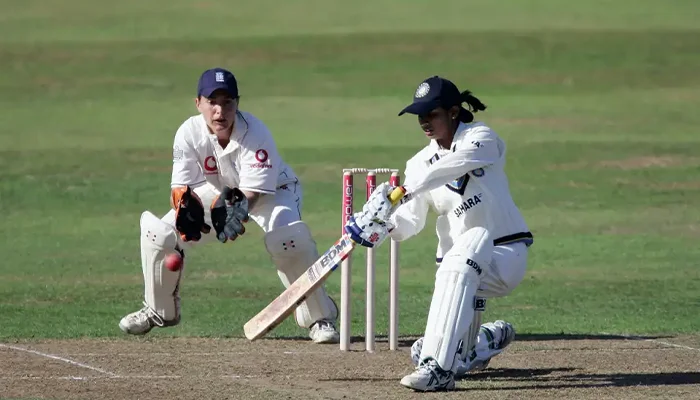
[388,186,407,206]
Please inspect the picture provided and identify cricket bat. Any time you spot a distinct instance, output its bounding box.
[243,187,407,341]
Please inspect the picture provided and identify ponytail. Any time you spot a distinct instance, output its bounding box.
[457,90,487,123]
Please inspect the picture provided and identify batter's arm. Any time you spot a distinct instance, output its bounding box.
[388,193,430,242]
[403,135,500,197]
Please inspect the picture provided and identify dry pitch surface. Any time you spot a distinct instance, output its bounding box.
[2,334,699,399]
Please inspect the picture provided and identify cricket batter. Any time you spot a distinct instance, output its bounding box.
[119,67,340,344]
[345,76,534,391]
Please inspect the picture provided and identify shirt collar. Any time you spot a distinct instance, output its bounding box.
[205,111,249,155]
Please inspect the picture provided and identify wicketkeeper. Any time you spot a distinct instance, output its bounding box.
[119,67,340,344]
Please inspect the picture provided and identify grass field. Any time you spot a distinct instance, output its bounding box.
[1,0,700,398]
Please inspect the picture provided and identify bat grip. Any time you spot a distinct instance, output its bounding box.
[388,186,406,206]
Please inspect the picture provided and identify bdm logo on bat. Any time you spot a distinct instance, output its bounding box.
[306,236,353,283]
[321,237,353,268]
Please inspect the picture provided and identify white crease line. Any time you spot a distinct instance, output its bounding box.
[599,333,700,352]
[644,339,700,352]
[62,352,241,356]
[0,376,93,381]
[0,375,255,381]
[0,343,119,377]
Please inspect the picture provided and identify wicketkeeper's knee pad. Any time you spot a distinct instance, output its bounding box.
[264,221,338,328]
[140,211,183,322]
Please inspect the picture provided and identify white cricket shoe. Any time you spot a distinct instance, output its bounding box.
[455,320,516,377]
[119,303,177,335]
[400,359,455,392]
[309,319,340,344]
[410,320,516,376]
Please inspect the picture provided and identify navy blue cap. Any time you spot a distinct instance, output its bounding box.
[398,76,462,116]
[197,67,239,98]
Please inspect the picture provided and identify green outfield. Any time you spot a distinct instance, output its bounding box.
[1,0,699,343]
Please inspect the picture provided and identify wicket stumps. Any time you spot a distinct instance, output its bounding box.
[340,168,400,352]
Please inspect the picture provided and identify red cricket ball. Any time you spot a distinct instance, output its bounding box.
[164,253,183,272]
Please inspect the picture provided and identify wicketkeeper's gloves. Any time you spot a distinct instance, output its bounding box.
[171,186,211,242]
[210,187,249,243]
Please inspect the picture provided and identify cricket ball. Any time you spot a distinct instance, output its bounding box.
[164,253,183,272]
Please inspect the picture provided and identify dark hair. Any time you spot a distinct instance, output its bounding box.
[457,90,487,123]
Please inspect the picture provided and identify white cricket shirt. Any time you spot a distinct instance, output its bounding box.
[171,111,298,194]
[389,121,533,249]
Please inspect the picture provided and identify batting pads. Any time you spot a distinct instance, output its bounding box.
[265,221,338,328]
[140,211,183,322]
[420,227,493,371]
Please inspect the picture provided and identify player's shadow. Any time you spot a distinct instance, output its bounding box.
[321,369,573,384]
[322,368,577,388]
[514,333,672,341]
[461,367,577,380]
[319,368,700,393]
[394,333,672,348]
[259,333,673,350]
[468,369,700,390]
